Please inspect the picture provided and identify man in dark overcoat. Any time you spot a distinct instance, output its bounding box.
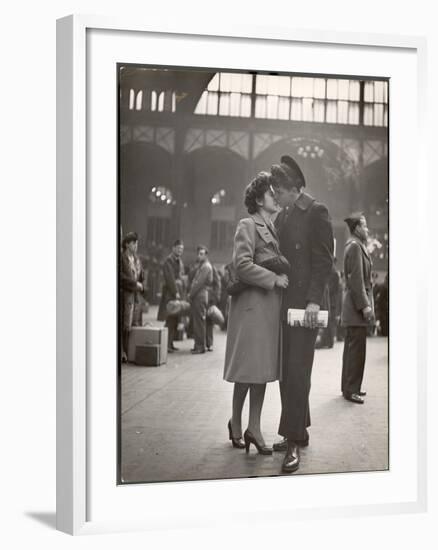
[157,239,185,352]
[340,213,375,404]
[271,155,334,473]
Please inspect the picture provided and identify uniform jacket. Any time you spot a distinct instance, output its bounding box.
[341,236,374,327]
[223,213,282,384]
[157,253,185,321]
[189,260,213,303]
[275,192,334,316]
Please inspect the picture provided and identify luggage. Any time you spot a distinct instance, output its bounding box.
[127,326,168,363]
[207,305,225,326]
[166,299,191,316]
[135,345,165,366]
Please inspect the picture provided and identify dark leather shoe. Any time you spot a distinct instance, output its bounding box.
[167,347,174,354]
[282,441,300,473]
[191,348,205,354]
[343,392,364,404]
[358,391,366,396]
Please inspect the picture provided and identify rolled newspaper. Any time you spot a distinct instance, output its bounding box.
[287,309,329,328]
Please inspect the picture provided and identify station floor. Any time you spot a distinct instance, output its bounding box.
[120,310,388,484]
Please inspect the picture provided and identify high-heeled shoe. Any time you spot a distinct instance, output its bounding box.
[243,429,273,455]
[227,420,245,449]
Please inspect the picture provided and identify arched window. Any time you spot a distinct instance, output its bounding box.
[135,90,143,111]
[129,89,135,110]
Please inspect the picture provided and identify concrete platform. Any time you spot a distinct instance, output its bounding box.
[121,313,388,483]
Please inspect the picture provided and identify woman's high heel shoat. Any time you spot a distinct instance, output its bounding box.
[228,420,245,449]
[243,429,273,455]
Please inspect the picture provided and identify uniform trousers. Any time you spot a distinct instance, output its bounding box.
[278,325,318,441]
[192,294,208,351]
[341,326,367,395]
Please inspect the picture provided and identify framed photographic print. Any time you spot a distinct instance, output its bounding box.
[57,15,427,535]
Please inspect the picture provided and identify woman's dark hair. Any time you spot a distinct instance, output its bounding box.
[244,171,273,215]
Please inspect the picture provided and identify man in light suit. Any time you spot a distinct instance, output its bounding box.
[341,213,375,404]
[189,245,213,354]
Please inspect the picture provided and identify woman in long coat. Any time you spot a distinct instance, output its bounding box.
[224,172,289,454]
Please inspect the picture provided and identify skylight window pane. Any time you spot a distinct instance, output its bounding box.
[313,99,325,122]
[314,79,326,98]
[348,102,359,125]
[326,79,338,99]
[194,91,207,114]
[267,95,279,118]
[337,100,349,123]
[364,104,374,125]
[277,76,291,96]
[364,81,374,102]
[302,98,313,121]
[208,73,219,91]
[326,100,337,122]
[338,80,349,100]
[349,80,360,101]
[278,97,290,119]
[256,74,268,94]
[374,81,384,103]
[265,76,278,95]
[374,103,384,126]
[220,73,232,92]
[207,92,219,115]
[291,97,302,120]
[241,74,253,93]
[255,96,267,118]
[230,92,241,116]
[383,82,388,103]
[241,94,251,117]
[219,93,230,116]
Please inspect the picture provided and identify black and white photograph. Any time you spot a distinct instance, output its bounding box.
[117,65,389,484]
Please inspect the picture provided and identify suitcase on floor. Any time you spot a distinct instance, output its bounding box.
[127,326,168,363]
[134,344,165,366]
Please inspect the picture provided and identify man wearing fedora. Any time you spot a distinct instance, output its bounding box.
[270,155,334,473]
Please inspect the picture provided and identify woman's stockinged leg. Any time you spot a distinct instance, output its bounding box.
[231,382,249,438]
[247,383,267,444]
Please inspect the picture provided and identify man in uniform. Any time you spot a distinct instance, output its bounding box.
[271,155,334,473]
[189,245,213,354]
[157,239,185,353]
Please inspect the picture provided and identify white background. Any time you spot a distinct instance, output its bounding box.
[0,0,436,548]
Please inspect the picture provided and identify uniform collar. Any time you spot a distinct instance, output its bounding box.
[347,235,371,259]
[293,191,315,211]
